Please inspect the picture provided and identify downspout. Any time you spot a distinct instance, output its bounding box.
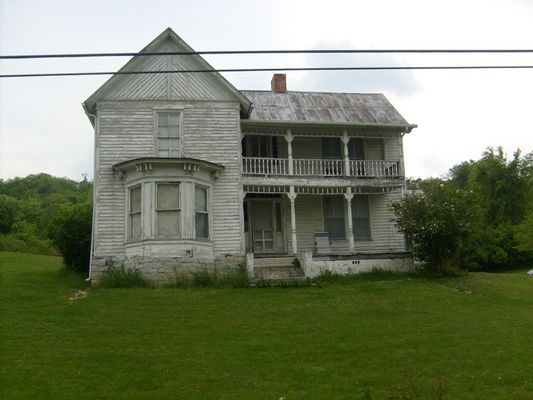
[84,106,98,283]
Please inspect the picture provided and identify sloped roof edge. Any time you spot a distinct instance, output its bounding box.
[82,28,253,119]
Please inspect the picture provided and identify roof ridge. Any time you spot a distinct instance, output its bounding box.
[240,89,384,96]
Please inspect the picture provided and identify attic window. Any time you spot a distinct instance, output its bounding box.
[157,112,182,157]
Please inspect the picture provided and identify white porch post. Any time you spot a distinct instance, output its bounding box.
[287,185,298,255]
[285,128,294,175]
[344,187,355,253]
[341,129,350,176]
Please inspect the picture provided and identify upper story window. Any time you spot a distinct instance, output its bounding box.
[129,186,142,240]
[321,137,341,159]
[156,183,180,238]
[157,112,182,157]
[348,138,365,160]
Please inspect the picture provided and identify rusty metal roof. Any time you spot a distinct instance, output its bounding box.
[241,90,409,126]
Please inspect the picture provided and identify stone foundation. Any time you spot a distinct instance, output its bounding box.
[90,254,245,286]
[298,251,413,278]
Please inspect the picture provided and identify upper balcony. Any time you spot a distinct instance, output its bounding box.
[241,132,404,181]
[242,157,401,178]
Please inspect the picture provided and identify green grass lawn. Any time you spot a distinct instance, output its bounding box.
[1,252,533,399]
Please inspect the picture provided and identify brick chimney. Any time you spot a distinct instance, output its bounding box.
[271,73,287,93]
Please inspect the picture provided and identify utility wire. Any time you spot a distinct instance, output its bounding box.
[2,49,533,59]
[2,65,533,78]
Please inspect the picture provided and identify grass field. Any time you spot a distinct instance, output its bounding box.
[1,252,533,399]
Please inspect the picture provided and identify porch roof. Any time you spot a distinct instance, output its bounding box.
[241,90,415,130]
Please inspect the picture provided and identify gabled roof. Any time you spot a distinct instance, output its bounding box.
[241,90,414,129]
[83,28,252,120]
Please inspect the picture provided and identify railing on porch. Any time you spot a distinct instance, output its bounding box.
[242,157,401,178]
[293,159,344,176]
[349,160,401,177]
[242,157,289,175]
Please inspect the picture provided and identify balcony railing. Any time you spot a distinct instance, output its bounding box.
[243,157,289,175]
[293,159,344,176]
[243,157,401,178]
[349,160,401,177]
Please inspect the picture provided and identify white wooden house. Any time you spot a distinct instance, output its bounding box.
[83,28,416,284]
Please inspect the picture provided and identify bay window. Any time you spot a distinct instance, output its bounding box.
[195,186,209,239]
[156,183,180,238]
[129,186,142,240]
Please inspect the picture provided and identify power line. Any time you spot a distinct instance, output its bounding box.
[2,65,533,78]
[1,49,533,59]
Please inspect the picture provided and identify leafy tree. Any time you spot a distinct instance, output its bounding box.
[49,203,93,274]
[0,194,17,234]
[391,179,475,273]
[0,174,93,256]
[449,147,533,269]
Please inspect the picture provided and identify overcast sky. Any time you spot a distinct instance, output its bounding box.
[1,0,532,181]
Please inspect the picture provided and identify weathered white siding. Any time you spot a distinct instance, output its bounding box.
[365,138,384,160]
[94,106,155,256]
[93,100,243,262]
[182,105,242,255]
[383,137,401,160]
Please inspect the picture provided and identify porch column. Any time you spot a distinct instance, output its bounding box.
[287,186,298,255]
[344,187,355,253]
[341,129,350,176]
[285,128,294,175]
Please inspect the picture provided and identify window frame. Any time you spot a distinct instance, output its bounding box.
[321,137,342,160]
[128,185,142,241]
[155,111,183,158]
[155,182,181,239]
[323,195,346,240]
[194,184,209,240]
[348,138,366,160]
[352,194,371,240]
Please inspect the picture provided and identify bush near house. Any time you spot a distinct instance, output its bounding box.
[49,203,92,274]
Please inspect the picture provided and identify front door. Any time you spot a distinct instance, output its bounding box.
[248,199,285,254]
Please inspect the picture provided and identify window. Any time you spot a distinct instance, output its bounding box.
[157,112,181,157]
[156,183,180,238]
[323,196,345,239]
[348,138,365,160]
[195,186,209,239]
[352,195,371,240]
[129,186,142,240]
[321,137,342,159]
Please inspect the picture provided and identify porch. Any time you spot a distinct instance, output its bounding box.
[242,184,407,257]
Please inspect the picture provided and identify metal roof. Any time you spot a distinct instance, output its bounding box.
[241,90,409,126]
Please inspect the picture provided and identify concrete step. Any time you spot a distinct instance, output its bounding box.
[254,265,305,281]
[254,256,297,268]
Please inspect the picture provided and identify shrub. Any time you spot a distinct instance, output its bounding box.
[391,179,475,273]
[49,203,92,274]
[192,267,217,287]
[223,264,251,288]
[178,265,251,288]
[97,267,152,288]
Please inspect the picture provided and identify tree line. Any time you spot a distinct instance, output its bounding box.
[0,173,92,272]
